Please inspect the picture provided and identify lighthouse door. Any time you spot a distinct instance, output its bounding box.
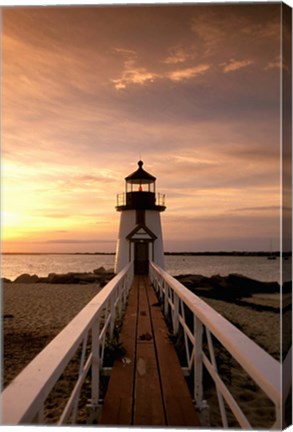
[134,242,149,274]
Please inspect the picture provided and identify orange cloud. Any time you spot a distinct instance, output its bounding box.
[222,59,254,73]
[164,47,194,65]
[112,58,210,89]
[167,64,210,81]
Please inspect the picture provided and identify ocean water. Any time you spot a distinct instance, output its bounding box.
[1,253,290,283]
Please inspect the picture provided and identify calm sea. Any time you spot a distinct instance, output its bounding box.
[1,254,290,283]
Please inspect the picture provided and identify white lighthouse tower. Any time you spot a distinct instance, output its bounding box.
[114,160,166,274]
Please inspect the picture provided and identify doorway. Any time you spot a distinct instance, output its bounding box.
[134,242,149,274]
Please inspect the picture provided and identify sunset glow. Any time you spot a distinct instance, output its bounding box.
[2,4,288,253]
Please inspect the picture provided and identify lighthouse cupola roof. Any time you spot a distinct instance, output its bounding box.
[125,160,156,184]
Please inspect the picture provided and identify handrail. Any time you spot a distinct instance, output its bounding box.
[1,262,134,425]
[149,261,282,429]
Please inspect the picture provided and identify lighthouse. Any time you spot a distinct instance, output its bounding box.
[114,160,166,274]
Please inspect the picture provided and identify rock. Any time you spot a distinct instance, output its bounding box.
[99,272,115,287]
[12,269,115,286]
[227,274,279,296]
[36,272,102,284]
[175,273,280,301]
[46,273,77,284]
[1,278,12,283]
[93,266,106,274]
[72,273,100,284]
[13,274,40,283]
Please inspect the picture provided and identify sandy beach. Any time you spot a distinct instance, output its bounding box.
[3,282,101,387]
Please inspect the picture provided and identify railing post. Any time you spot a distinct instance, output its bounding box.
[159,276,163,301]
[275,402,282,429]
[86,316,101,424]
[206,329,227,427]
[194,316,203,407]
[118,280,123,317]
[173,294,179,335]
[110,294,115,339]
[91,316,100,407]
[31,405,44,424]
[164,281,169,316]
[122,278,127,309]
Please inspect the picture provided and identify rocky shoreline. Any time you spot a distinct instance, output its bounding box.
[174,273,289,311]
[2,266,115,286]
[175,273,283,298]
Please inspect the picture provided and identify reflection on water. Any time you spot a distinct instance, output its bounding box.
[2,253,289,283]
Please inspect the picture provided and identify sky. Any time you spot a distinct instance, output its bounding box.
[1,2,291,253]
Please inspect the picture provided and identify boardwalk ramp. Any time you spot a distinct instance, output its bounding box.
[100,275,199,426]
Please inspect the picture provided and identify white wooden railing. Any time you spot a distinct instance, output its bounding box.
[1,262,133,425]
[149,261,282,429]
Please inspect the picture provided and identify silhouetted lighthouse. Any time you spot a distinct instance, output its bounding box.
[114,160,166,274]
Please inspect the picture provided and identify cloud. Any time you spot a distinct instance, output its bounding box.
[112,58,210,89]
[167,64,210,81]
[241,21,280,40]
[164,47,194,64]
[222,59,254,73]
[229,205,280,213]
[112,66,157,90]
[265,55,289,72]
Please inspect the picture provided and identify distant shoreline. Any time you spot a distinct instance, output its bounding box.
[2,251,290,257]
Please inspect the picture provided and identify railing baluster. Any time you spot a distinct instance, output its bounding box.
[206,328,228,427]
[110,294,115,339]
[164,281,169,316]
[194,316,203,407]
[71,332,89,424]
[91,315,100,408]
[180,299,191,370]
[173,293,179,335]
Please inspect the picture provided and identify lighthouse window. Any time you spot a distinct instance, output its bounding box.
[136,210,145,224]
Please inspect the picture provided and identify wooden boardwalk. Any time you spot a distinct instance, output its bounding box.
[100,275,200,427]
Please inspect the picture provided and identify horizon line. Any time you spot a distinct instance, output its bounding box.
[2,250,289,256]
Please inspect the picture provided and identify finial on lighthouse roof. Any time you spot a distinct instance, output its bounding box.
[125,160,156,183]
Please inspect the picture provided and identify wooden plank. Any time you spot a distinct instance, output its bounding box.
[134,342,165,425]
[136,277,153,342]
[133,276,165,426]
[147,280,200,427]
[99,277,138,425]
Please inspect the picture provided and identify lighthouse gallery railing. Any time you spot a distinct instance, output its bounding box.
[1,262,133,425]
[116,192,165,207]
[149,261,282,429]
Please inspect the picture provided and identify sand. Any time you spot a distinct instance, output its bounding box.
[203,295,281,360]
[3,282,101,387]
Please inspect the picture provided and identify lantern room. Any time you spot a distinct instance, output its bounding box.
[116,160,166,212]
